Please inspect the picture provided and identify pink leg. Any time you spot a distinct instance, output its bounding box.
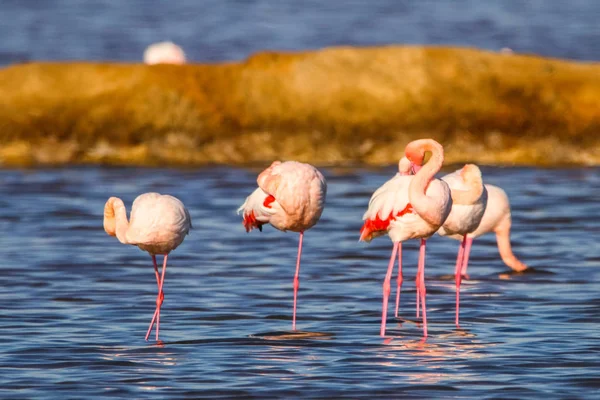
[460,237,474,277]
[292,232,304,331]
[454,237,466,327]
[456,237,473,326]
[417,239,428,338]
[394,244,403,318]
[381,242,400,337]
[416,288,420,318]
[152,255,160,288]
[145,254,168,341]
[416,269,421,318]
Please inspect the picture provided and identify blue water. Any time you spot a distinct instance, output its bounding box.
[0,0,598,66]
[1,166,599,398]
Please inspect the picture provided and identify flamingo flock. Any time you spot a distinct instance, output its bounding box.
[103,138,527,341]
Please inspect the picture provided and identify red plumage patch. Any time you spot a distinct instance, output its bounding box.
[242,211,263,232]
[263,195,275,208]
[360,203,414,240]
[242,195,275,232]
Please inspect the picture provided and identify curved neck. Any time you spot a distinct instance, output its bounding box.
[408,140,445,226]
[103,197,130,244]
[495,216,528,272]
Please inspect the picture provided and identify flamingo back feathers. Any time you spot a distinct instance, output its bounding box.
[360,203,414,242]
[127,193,191,252]
[360,174,413,242]
[255,161,326,232]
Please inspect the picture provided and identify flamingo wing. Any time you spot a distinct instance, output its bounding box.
[237,187,277,232]
[360,174,413,242]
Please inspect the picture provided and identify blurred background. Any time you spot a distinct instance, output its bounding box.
[1,0,598,65]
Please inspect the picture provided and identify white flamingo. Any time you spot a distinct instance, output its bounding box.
[238,161,327,331]
[437,165,488,326]
[360,139,452,338]
[103,192,191,341]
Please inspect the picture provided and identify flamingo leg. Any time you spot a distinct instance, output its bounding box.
[381,242,399,337]
[416,289,420,318]
[416,260,421,318]
[152,255,161,287]
[456,237,473,326]
[454,237,466,327]
[417,239,428,338]
[460,237,474,278]
[145,254,168,341]
[394,243,403,318]
[292,232,304,331]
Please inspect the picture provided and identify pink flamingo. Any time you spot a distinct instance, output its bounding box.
[103,193,192,341]
[238,161,327,331]
[143,41,187,65]
[360,139,452,337]
[437,165,488,326]
[444,184,528,278]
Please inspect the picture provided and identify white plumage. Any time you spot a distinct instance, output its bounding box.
[103,192,192,341]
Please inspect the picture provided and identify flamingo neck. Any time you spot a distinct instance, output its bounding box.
[451,166,485,205]
[104,197,130,244]
[407,140,445,226]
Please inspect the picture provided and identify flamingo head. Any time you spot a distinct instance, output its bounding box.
[404,140,428,173]
[405,138,444,174]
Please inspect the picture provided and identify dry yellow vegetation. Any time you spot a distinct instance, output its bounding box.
[0,45,598,167]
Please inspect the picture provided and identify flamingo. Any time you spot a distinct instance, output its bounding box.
[238,161,327,331]
[103,192,192,341]
[444,184,528,278]
[437,165,488,326]
[360,139,452,337]
[143,41,186,65]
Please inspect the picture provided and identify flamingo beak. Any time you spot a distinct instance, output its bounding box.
[411,163,422,174]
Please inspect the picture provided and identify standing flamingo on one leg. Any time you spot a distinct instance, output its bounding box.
[238,161,327,331]
[360,139,452,338]
[103,193,192,341]
[445,184,528,279]
[437,164,488,327]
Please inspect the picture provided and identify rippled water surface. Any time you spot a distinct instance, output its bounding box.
[1,166,599,398]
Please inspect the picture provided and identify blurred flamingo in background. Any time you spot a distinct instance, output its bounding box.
[437,164,488,326]
[103,192,192,341]
[360,139,452,338]
[238,161,327,331]
[143,41,187,65]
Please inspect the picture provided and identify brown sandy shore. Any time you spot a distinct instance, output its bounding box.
[0,45,599,167]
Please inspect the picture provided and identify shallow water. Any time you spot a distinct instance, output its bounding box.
[1,166,599,398]
[0,0,598,65]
